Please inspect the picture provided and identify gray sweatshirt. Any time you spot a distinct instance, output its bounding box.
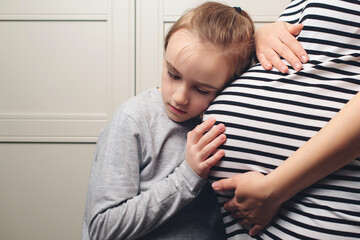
[82,88,225,240]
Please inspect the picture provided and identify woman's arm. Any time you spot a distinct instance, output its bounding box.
[266,90,360,206]
[212,90,360,236]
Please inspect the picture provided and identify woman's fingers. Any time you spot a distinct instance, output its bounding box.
[255,21,309,73]
[284,23,309,63]
[276,23,308,71]
[249,224,266,237]
[238,218,253,229]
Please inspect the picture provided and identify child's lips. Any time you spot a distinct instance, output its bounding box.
[169,104,187,114]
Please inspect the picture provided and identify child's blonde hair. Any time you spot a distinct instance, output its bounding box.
[164,1,255,80]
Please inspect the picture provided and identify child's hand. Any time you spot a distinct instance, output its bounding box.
[255,21,309,73]
[212,172,281,236]
[185,117,226,179]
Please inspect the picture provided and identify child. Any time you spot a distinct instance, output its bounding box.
[82,2,255,239]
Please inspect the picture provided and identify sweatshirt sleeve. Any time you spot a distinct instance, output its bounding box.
[83,110,206,240]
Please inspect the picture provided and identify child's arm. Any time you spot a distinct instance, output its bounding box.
[212,91,360,236]
[84,115,225,240]
[255,21,309,73]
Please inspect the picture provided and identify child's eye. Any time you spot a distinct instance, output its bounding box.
[196,88,210,95]
[167,71,180,80]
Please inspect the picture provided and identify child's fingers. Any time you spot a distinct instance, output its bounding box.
[203,149,225,168]
[188,117,216,144]
[200,132,226,160]
[197,123,226,150]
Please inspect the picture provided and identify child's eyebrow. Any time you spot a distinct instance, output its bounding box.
[166,60,182,77]
[197,82,219,91]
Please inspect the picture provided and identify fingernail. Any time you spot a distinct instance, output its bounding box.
[280,65,288,73]
[208,117,216,123]
[294,62,301,71]
[301,55,308,63]
[212,182,220,189]
[217,124,225,130]
[217,149,225,156]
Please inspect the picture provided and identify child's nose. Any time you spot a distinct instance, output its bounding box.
[173,85,189,105]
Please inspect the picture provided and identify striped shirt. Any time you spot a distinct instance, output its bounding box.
[205,0,360,239]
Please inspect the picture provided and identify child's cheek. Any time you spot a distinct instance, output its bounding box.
[200,98,213,111]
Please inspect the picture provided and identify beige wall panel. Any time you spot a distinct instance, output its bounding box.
[135,0,163,94]
[0,143,95,240]
[1,21,108,115]
[109,0,135,111]
[0,0,107,15]
[0,21,109,142]
[220,0,289,21]
[163,0,202,16]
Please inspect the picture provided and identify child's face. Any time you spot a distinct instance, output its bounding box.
[161,29,231,123]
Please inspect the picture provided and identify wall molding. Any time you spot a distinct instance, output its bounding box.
[0,15,108,21]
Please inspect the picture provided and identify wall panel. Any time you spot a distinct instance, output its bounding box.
[0,21,108,142]
[0,0,135,142]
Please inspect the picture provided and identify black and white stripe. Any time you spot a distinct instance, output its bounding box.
[205,0,360,239]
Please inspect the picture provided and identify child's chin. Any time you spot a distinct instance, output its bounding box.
[168,114,189,123]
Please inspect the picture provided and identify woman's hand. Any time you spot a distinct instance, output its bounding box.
[255,21,309,73]
[212,171,281,236]
[186,117,226,179]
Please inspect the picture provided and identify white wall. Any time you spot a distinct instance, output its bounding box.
[0,0,288,239]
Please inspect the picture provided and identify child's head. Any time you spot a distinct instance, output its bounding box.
[161,1,255,122]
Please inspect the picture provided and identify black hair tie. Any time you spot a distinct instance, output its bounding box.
[234,7,242,14]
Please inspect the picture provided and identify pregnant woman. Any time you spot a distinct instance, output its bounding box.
[205,0,360,239]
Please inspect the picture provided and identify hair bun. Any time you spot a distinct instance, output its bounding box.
[233,7,242,14]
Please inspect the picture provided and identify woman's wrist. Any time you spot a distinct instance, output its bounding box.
[263,172,293,207]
